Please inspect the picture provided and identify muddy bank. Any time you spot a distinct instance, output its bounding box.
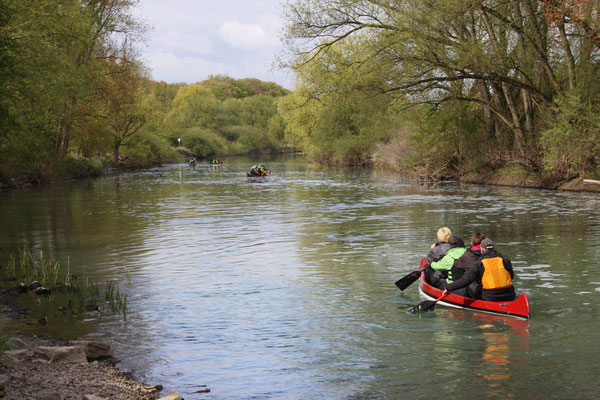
[459,174,600,193]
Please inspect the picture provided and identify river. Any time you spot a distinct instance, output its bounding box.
[1,155,599,399]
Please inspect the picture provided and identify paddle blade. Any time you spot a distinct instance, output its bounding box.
[395,271,421,291]
[408,300,438,314]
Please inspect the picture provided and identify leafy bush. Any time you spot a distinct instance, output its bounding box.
[121,132,177,167]
[540,94,600,179]
[59,155,103,178]
[177,127,228,158]
[410,103,488,178]
[235,125,279,154]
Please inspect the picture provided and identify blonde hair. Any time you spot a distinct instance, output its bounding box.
[437,227,452,242]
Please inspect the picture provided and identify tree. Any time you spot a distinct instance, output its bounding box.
[1,0,97,179]
[282,0,600,169]
[239,95,279,130]
[202,75,247,100]
[102,58,147,162]
[279,38,397,164]
[0,0,147,182]
[55,0,145,156]
[164,84,219,130]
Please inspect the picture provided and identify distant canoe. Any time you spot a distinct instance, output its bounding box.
[247,171,271,177]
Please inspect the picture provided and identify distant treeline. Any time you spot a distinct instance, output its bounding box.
[0,0,290,186]
[2,0,599,187]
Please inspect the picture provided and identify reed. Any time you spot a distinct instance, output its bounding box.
[1,248,129,320]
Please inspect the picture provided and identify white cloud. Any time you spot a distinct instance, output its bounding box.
[133,1,293,88]
[145,51,230,83]
[144,50,294,88]
[154,31,213,55]
[218,20,278,50]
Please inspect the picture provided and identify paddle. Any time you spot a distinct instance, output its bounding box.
[408,292,449,314]
[395,258,430,291]
[394,270,422,291]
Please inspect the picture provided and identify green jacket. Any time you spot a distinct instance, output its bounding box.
[430,247,467,272]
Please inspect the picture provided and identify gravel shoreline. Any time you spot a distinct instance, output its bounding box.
[0,287,168,400]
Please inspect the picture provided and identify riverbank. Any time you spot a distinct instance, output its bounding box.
[459,173,600,192]
[0,287,181,400]
[2,152,600,194]
[370,141,600,193]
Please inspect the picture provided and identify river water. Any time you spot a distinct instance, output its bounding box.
[1,155,599,399]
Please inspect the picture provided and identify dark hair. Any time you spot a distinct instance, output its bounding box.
[449,234,465,248]
[471,232,484,246]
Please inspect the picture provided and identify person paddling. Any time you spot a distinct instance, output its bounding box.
[443,238,516,302]
[424,234,467,288]
[439,232,484,297]
[425,227,452,264]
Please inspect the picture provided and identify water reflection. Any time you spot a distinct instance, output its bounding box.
[0,156,599,399]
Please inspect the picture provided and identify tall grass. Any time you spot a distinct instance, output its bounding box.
[4,249,69,288]
[2,248,128,320]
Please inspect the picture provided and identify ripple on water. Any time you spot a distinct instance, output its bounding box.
[3,160,600,399]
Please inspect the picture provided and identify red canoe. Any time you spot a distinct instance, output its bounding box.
[418,258,530,320]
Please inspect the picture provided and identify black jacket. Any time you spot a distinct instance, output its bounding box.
[448,247,481,283]
[446,249,516,301]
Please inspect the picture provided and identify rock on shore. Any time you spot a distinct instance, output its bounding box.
[0,336,161,400]
[0,287,192,400]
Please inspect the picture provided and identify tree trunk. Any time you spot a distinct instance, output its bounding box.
[521,88,535,153]
[113,138,121,163]
[490,82,509,145]
[58,96,77,156]
[477,80,496,142]
[558,20,576,90]
[501,83,525,158]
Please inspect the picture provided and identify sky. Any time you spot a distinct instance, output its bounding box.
[133,0,294,89]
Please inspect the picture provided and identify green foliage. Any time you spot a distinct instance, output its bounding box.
[165,84,219,130]
[234,125,280,154]
[281,0,600,176]
[157,78,289,158]
[177,127,228,158]
[202,75,248,100]
[540,95,600,178]
[267,114,286,142]
[499,164,529,179]
[280,38,398,164]
[0,0,16,139]
[216,98,243,127]
[58,155,103,179]
[0,0,147,183]
[278,91,320,153]
[121,132,177,167]
[237,78,289,97]
[239,95,279,130]
[412,102,488,177]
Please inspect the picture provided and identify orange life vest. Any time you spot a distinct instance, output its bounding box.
[481,257,513,290]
